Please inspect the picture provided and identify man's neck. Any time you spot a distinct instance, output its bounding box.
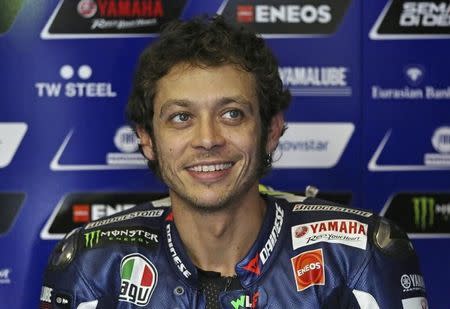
[170,185,266,277]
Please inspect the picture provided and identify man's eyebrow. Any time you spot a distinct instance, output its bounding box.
[159,96,255,118]
[217,96,255,114]
[159,100,191,118]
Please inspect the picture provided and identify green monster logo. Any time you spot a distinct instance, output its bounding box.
[84,230,101,248]
[412,197,435,231]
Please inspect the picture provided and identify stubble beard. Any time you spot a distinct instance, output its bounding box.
[152,139,267,214]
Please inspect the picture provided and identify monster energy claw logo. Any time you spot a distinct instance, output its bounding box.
[83,227,159,249]
[85,230,101,248]
[412,197,435,230]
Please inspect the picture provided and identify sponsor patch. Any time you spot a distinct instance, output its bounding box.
[401,274,426,293]
[40,286,53,307]
[240,205,284,278]
[83,227,159,249]
[53,292,72,308]
[293,204,372,217]
[230,292,259,309]
[243,254,261,276]
[401,297,429,309]
[119,254,158,306]
[86,209,164,229]
[291,248,325,291]
[166,224,191,278]
[292,219,368,250]
[260,204,284,264]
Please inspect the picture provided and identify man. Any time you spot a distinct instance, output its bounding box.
[42,16,428,308]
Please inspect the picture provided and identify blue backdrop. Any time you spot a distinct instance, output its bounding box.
[0,0,448,307]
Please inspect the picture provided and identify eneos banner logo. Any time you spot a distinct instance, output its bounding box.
[218,0,352,37]
[40,192,165,239]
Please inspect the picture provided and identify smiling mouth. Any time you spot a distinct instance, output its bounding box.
[187,163,233,173]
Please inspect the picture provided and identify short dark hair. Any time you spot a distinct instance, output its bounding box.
[127,15,291,174]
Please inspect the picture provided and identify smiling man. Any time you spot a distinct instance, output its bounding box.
[42,16,428,308]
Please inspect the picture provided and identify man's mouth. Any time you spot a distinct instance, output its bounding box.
[187,163,233,173]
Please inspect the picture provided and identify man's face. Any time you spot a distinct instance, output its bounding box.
[139,63,282,211]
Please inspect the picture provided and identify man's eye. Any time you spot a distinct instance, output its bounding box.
[223,109,242,119]
[171,113,190,123]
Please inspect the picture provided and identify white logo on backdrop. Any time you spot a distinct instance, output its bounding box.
[35,64,117,98]
[368,127,450,171]
[273,123,354,168]
[50,126,146,171]
[0,123,27,168]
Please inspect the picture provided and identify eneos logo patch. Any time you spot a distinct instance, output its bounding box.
[291,248,325,291]
[119,253,158,306]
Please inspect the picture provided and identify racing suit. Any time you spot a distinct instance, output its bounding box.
[41,190,428,308]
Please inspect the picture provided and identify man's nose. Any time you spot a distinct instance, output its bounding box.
[191,117,225,150]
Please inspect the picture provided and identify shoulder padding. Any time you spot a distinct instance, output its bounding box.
[49,227,82,270]
[373,216,415,259]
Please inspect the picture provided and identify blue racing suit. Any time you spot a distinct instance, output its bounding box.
[41,190,428,308]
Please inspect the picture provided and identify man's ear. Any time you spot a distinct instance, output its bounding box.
[266,112,284,154]
[136,126,155,160]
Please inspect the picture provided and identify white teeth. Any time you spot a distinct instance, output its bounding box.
[190,163,232,172]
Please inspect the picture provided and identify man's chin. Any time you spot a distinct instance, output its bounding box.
[187,196,233,213]
[177,192,239,214]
